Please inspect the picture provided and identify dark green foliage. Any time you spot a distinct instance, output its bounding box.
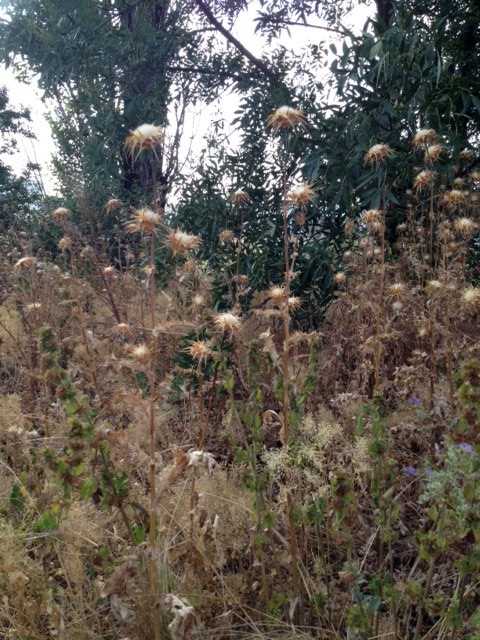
[0,86,42,232]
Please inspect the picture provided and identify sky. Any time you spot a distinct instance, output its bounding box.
[1,2,372,196]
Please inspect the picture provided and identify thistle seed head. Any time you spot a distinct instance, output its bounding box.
[126,208,160,234]
[58,236,73,251]
[52,207,70,223]
[412,129,438,147]
[124,124,164,159]
[413,170,436,191]
[229,189,251,205]
[424,144,445,164]
[105,198,123,213]
[14,256,36,270]
[286,183,316,207]
[364,143,393,166]
[167,230,202,255]
[213,311,241,333]
[454,217,477,237]
[267,106,306,131]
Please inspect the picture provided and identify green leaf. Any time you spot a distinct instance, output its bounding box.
[34,510,59,533]
[132,523,146,545]
[9,483,25,513]
[80,478,97,500]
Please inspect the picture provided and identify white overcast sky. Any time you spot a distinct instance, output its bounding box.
[1,2,372,195]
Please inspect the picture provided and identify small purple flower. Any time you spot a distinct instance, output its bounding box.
[402,466,417,477]
[457,442,475,455]
[408,395,422,407]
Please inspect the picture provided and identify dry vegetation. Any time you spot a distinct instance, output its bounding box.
[0,115,479,640]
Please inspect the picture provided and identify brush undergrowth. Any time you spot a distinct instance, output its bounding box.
[0,116,479,640]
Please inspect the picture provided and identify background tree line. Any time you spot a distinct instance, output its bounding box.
[1,0,479,322]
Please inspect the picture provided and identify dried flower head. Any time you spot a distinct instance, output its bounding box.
[186,449,216,474]
[334,272,347,285]
[364,143,393,166]
[462,287,480,307]
[213,311,241,333]
[343,219,354,237]
[130,343,151,364]
[80,246,94,260]
[286,183,316,207]
[459,148,475,163]
[229,189,251,205]
[438,221,453,242]
[124,124,164,159]
[396,223,407,233]
[219,229,235,244]
[105,198,122,213]
[388,282,406,298]
[52,207,70,223]
[26,302,42,313]
[103,266,115,277]
[287,296,302,311]
[412,129,438,147]
[413,170,436,191]
[233,274,249,287]
[113,322,131,336]
[268,285,286,304]
[361,209,383,233]
[426,279,444,294]
[267,106,306,131]
[453,178,465,189]
[167,230,202,255]
[187,340,212,364]
[192,294,205,307]
[470,170,480,184]
[454,217,477,237]
[424,144,445,164]
[392,300,403,312]
[442,189,467,210]
[58,236,73,251]
[126,208,160,234]
[14,256,36,270]
[182,259,197,273]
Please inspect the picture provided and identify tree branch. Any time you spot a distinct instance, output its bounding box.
[191,0,279,84]
[257,19,358,40]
